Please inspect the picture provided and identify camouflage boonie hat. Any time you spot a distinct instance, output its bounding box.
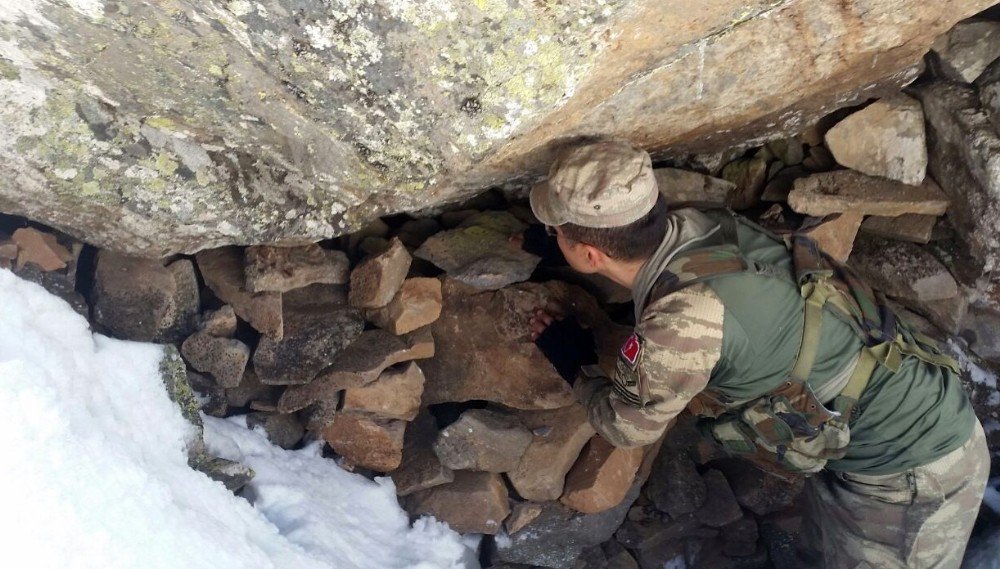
[530,141,658,228]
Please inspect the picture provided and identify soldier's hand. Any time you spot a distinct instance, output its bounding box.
[531,310,598,385]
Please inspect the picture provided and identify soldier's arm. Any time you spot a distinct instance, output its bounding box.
[573,282,724,448]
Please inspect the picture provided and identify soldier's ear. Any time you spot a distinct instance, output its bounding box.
[582,243,609,270]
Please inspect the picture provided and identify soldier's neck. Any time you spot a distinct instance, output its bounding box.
[599,257,648,290]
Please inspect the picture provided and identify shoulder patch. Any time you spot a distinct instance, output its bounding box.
[613,333,645,406]
[620,333,642,367]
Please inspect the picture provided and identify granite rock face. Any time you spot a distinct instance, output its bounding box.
[0,0,991,256]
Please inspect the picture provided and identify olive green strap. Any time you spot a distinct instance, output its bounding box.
[789,280,833,382]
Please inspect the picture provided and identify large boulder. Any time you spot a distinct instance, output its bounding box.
[0,0,991,255]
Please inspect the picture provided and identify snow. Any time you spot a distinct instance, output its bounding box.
[0,269,473,569]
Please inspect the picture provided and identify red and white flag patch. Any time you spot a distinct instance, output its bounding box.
[620,333,642,367]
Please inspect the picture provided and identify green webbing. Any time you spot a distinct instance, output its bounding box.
[789,280,834,382]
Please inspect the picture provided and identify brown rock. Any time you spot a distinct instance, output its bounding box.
[12,227,72,272]
[225,369,282,409]
[721,156,768,210]
[799,212,864,263]
[0,241,17,269]
[244,244,349,293]
[696,469,743,528]
[245,412,305,449]
[322,414,406,472]
[712,459,805,516]
[391,412,454,497]
[196,247,283,339]
[508,404,596,501]
[646,449,707,518]
[342,361,425,421]
[348,237,411,309]
[277,327,434,412]
[253,306,364,385]
[859,214,938,244]
[788,170,949,217]
[506,502,543,535]
[653,168,734,206]
[559,436,644,515]
[181,331,250,388]
[406,471,510,535]
[282,283,348,309]
[92,252,200,343]
[365,277,443,335]
[298,397,341,432]
[200,305,238,337]
[824,95,927,185]
[433,409,533,472]
[802,145,837,172]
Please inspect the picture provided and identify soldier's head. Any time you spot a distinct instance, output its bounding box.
[530,140,668,274]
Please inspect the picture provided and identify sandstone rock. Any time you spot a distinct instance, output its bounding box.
[415,211,539,290]
[391,412,454,497]
[721,157,768,210]
[92,252,199,343]
[696,469,743,528]
[200,305,238,337]
[802,145,837,172]
[181,331,251,388]
[278,328,434,412]
[645,450,706,518]
[433,409,533,473]
[246,412,305,449]
[859,214,938,244]
[788,170,949,217]
[422,279,629,410]
[342,361,425,421]
[244,244,349,293]
[721,518,759,558]
[406,471,510,535]
[196,248,283,339]
[348,237,411,309]
[712,459,805,516]
[12,227,72,272]
[933,19,1000,83]
[506,502,544,535]
[253,306,364,385]
[322,414,406,472]
[824,95,927,185]
[560,436,644,515]
[799,212,864,263]
[508,404,596,502]
[653,168,734,206]
[913,82,1000,270]
[282,283,348,309]
[225,369,282,409]
[365,277,442,335]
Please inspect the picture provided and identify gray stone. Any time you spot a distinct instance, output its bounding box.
[253,306,364,385]
[721,518,759,558]
[645,450,706,518]
[180,331,251,389]
[824,95,927,185]
[960,306,1000,364]
[185,370,228,418]
[406,471,510,535]
[246,412,305,449]
[932,19,1000,83]
[196,248,283,339]
[712,459,805,517]
[189,455,255,494]
[653,168,734,206]
[721,157,768,210]
[244,244,349,293]
[348,238,412,309]
[391,412,454,497]
[859,214,938,244]
[396,218,442,248]
[696,469,743,528]
[415,211,539,290]
[92,252,199,343]
[433,409,533,473]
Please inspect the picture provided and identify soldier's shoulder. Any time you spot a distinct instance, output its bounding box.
[638,283,725,347]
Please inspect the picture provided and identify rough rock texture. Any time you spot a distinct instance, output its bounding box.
[645,449,707,519]
[506,502,544,535]
[196,247,283,338]
[391,412,454,497]
[364,277,443,335]
[859,214,937,244]
[695,469,744,528]
[92,251,199,342]
[654,168,734,206]
[341,361,425,421]
[508,404,597,502]
[788,170,949,217]
[11,227,73,271]
[244,244,349,293]
[932,19,1000,83]
[253,305,364,385]
[422,279,629,409]
[321,414,406,472]
[799,212,864,263]
[200,305,238,337]
[712,459,805,517]
[559,436,644,515]
[824,95,927,185]
[721,156,768,210]
[406,471,510,535]
[348,237,411,308]
[914,82,1000,271]
[432,409,533,473]
[0,1,990,256]
[180,331,251,388]
[245,412,305,449]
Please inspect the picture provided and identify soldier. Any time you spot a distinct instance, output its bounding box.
[525,140,990,568]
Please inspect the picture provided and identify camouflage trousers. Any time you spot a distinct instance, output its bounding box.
[801,420,990,569]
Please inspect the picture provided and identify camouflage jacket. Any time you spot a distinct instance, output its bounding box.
[574,209,726,447]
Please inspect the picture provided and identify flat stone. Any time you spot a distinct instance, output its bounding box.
[406,471,510,535]
[200,305,237,337]
[506,502,543,535]
[12,227,72,271]
[253,306,364,385]
[712,459,805,517]
[321,414,406,472]
[414,211,540,290]
[391,412,454,497]
[342,361,425,421]
[859,214,938,244]
[433,409,533,473]
[799,212,864,263]
[348,237,411,309]
[282,283,348,309]
[616,515,713,551]
[645,449,706,518]
[225,369,282,409]
[696,469,744,528]
[92,251,199,343]
[824,95,927,185]
[196,247,283,339]
[180,331,250,388]
[244,244,349,293]
[508,404,596,501]
[653,168,735,206]
[421,279,629,410]
[721,156,768,210]
[365,277,443,335]
[788,170,949,217]
[246,412,305,449]
[913,81,1000,270]
[933,19,1000,83]
[560,436,644,514]
[277,327,434,412]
